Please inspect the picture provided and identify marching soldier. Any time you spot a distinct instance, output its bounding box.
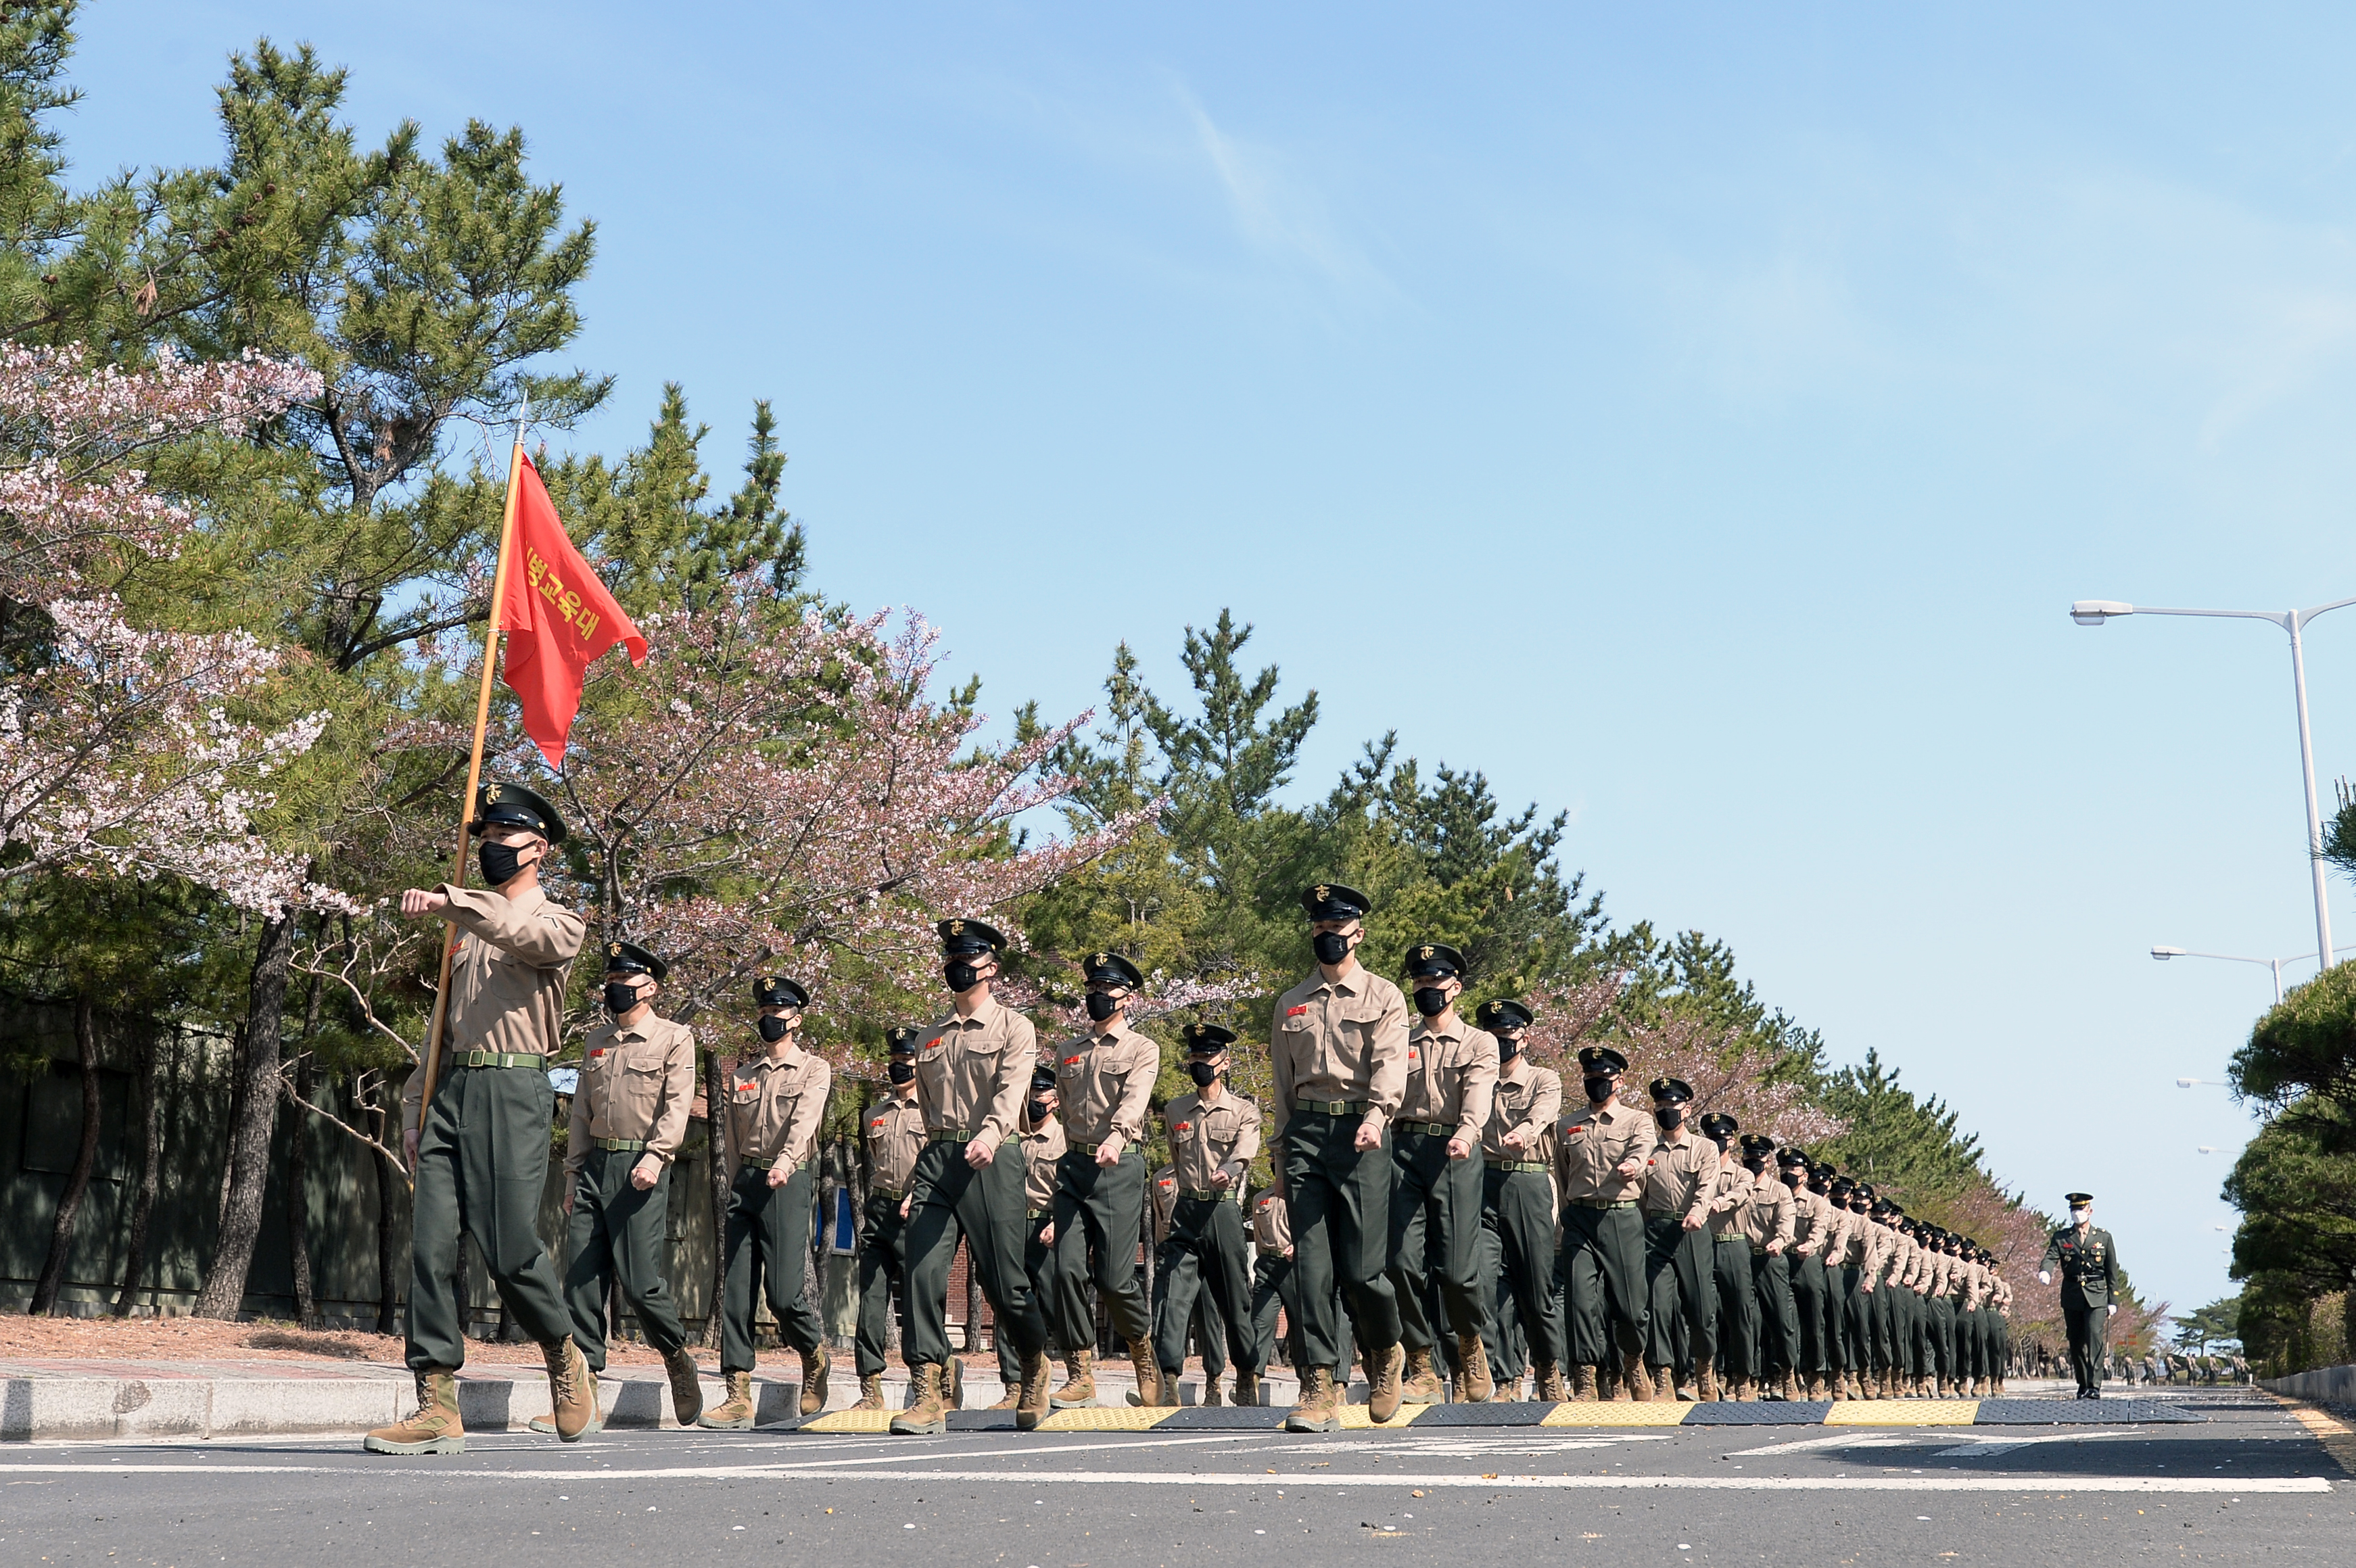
[1388,944,1499,1404]
[1246,1189,1356,1383]
[1927,1229,1960,1397]
[701,976,834,1429]
[1555,1045,1656,1400]
[1050,951,1163,1408]
[1697,1111,1752,1400]
[851,1028,927,1410]
[1271,882,1411,1431]
[1953,1234,1985,1396]
[1865,1197,1905,1396]
[895,918,1054,1434]
[1987,1251,2013,1394]
[1845,1185,1889,1399]
[995,1067,1067,1410]
[1639,1078,1718,1402]
[1154,1024,1266,1407]
[1780,1147,1830,1400]
[1813,1170,1856,1400]
[544,941,702,1433]
[1476,999,1563,1402]
[2039,1191,2125,1399]
[1150,1163,1235,1403]
[369,781,592,1455]
[1738,1138,1797,1399]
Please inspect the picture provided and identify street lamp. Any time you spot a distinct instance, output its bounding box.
[2149,940,2356,1004]
[2074,596,2356,972]
[2175,1076,2227,1089]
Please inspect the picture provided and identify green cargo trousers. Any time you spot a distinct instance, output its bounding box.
[905,1139,1048,1369]
[405,1064,572,1373]
[1560,1201,1649,1366]
[1281,1108,1401,1371]
[1482,1166,1562,1379]
[1751,1251,1799,1378]
[1642,1216,1716,1373]
[1153,1194,1260,1375]
[1791,1254,1829,1375]
[563,1145,688,1373]
[854,1188,913,1378]
[719,1161,822,1374]
[2064,1298,2108,1395]
[1248,1250,1354,1376]
[1479,1221,1528,1382]
[999,1210,1056,1384]
[1712,1236,1760,1381]
[1387,1130,1492,1356]
[1050,1147,1152,1353]
[1929,1293,1956,1381]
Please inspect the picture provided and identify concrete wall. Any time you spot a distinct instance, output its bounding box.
[2263,1363,2356,1406]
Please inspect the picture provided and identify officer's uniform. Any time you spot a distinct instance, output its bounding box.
[1050,952,1162,1400]
[2040,1195,2125,1399]
[1638,1080,1718,1401]
[1477,1001,1563,1400]
[716,983,832,1397]
[1271,883,1410,1427]
[562,942,697,1401]
[1555,1049,1657,1396]
[1387,945,1499,1402]
[1154,1025,1265,1402]
[853,1033,927,1404]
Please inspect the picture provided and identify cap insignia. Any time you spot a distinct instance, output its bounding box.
[1313,884,1329,901]
[484,783,502,803]
[609,941,622,957]
[1419,945,1434,959]
[948,919,964,936]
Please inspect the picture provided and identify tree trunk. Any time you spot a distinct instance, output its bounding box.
[700,1047,732,1349]
[114,1026,171,1316]
[30,997,103,1315]
[193,913,294,1319]
[369,1075,402,1335]
[285,1051,318,1329]
[216,1020,248,1229]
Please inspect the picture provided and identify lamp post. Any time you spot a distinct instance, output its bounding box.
[2074,596,2356,973]
[2149,940,2356,1005]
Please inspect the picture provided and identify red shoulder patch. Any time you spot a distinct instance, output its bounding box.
[1286,1004,1309,1016]
[1175,1122,1192,1133]
[1062,1055,1083,1066]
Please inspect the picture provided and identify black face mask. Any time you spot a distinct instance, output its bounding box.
[1746,1158,1769,1174]
[1311,930,1350,965]
[1781,1170,1802,1188]
[1497,1037,1522,1062]
[1026,1099,1053,1125]
[1412,986,1450,1018]
[479,840,527,886]
[603,981,640,1017]
[1653,1105,1684,1131]
[887,1060,916,1084]
[1085,991,1118,1022]
[1187,1061,1219,1087]
[1582,1074,1615,1103]
[757,1016,791,1043]
[944,959,982,993]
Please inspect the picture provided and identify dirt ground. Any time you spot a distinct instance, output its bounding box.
[0,1311,823,1367]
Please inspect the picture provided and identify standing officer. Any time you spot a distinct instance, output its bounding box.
[1388,944,1499,1404]
[851,1028,926,1410]
[700,976,833,1429]
[2039,1191,2125,1399]
[1476,1000,1563,1402]
[1271,882,1411,1431]
[369,781,591,1455]
[1639,1078,1718,1402]
[895,918,1054,1435]
[1780,1147,1829,1401]
[1155,1024,1265,1407]
[1050,951,1162,1408]
[1555,1045,1657,1401]
[547,941,701,1433]
[995,1066,1067,1410]
[1697,1112,1751,1400]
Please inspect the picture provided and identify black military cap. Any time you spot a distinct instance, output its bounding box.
[1811,1160,1838,1181]
[1649,1076,1694,1104]
[1828,1175,1855,1192]
[471,779,566,844]
[1698,1111,1739,1139]
[1476,999,1533,1032]
[1402,941,1465,978]
[1578,1045,1629,1074]
[885,1025,924,1055]
[2065,1191,2094,1204]
[1855,1182,1877,1200]
[1183,1021,1238,1055]
[1739,1133,1777,1158]
[755,976,809,1009]
[1029,1064,1059,1092]
[1081,949,1144,989]
[1776,1146,1808,1168]
[1869,1198,1895,1214]
[602,939,667,982]
[937,917,1006,956]
[1300,882,1371,922]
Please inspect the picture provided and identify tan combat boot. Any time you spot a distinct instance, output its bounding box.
[1233,1368,1261,1407]
[665,1348,705,1427]
[1615,1352,1647,1402]
[1697,1366,1720,1402]
[1535,1362,1569,1403]
[697,1371,757,1430]
[1734,1377,1757,1402]
[365,1369,465,1454]
[1572,1363,1600,1402]
[986,1369,1020,1411]
[527,1381,605,1438]
[1285,1364,1342,1433]
[944,1355,964,1410]
[1052,1348,1097,1409]
[852,1373,887,1411]
[1126,1340,1163,1408]
[1400,1348,1445,1405]
[1156,1365,1183,1408]
[1457,1335,1495,1404]
[1647,1363,1676,1402]
[1367,1342,1407,1422]
[542,1339,596,1442]
[1202,1373,1225,1406]
[1015,1348,1053,1431]
[1828,1371,1847,1402]
[799,1350,832,1417]
[892,1363,948,1435]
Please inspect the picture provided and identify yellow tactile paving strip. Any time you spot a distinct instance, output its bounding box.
[798,1408,897,1433]
[1336,1401,1434,1429]
[1823,1399,1979,1425]
[2267,1393,2356,1475]
[1035,1406,1177,1432]
[1540,1400,1694,1426]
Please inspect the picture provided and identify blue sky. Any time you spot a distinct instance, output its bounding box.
[68,3,2356,1321]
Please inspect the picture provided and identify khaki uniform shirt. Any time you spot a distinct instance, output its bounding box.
[1811,1199,1852,1265]
[864,1092,926,1195]
[1150,1166,1179,1244]
[1855,1214,1893,1280]
[915,996,1035,1149]
[1735,1168,1796,1251]
[1018,1113,1067,1214]
[1269,966,1411,1140]
[1788,1181,1829,1258]
[1251,1190,1291,1256]
[1165,1089,1261,1195]
[1555,1101,1658,1204]
[1641,1129,1720,1224]
[1398,1017,1499,1144]
[402,883,586,1135]
[566,1014,695,1177]
[728,1043,832,1177]
[1053,1021,1159,1151]
[1480,1060,1563,1164]
[1705,1158,1753,1238]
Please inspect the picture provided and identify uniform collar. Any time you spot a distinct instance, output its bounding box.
[1410,1016,1464,1044]
[948,995,1006,1030]
[755,1042,808,1070]
[1308,968,1365,998]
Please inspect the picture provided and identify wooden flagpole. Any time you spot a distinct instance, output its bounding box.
[416,399,532,1129]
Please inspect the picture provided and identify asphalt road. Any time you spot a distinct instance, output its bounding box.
[0,1392,2342,1566]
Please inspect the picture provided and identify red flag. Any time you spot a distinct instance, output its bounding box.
[497,452,646,767]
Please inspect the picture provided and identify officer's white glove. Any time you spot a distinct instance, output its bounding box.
[2108,1304,2117,1318]
[2037,1270,2052,1285]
